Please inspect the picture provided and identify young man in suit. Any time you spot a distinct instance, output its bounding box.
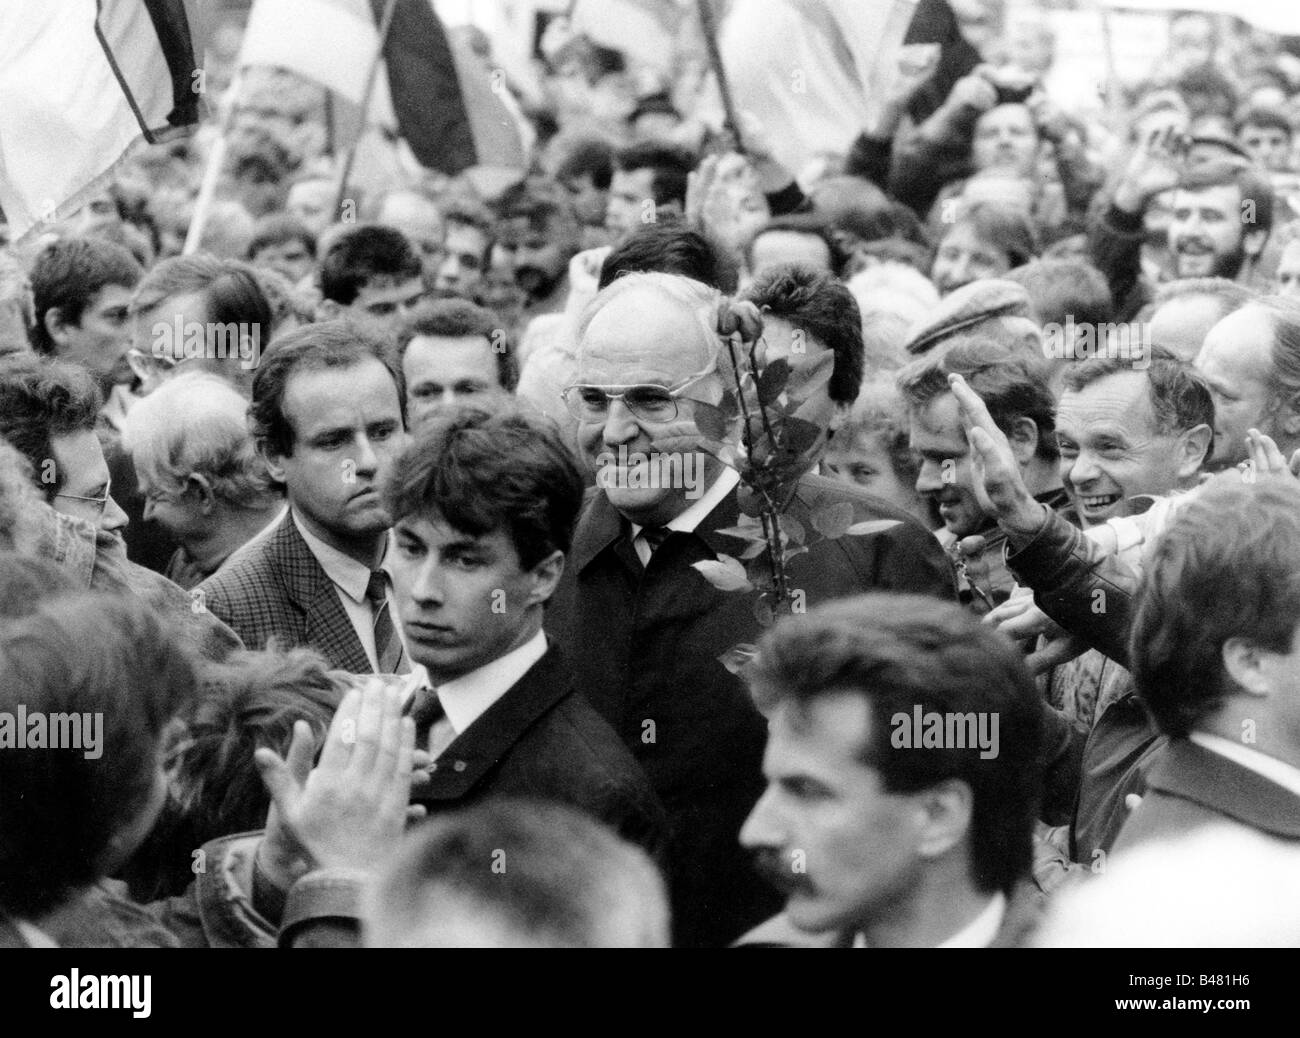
[737,594,1046,948]
[544,271,956,947]
[1120,477,1300,852]
[197,320,409,673]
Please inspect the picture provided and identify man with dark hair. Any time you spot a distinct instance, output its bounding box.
[1091,129,1274,319]
[1195,295,1300,468]
[556,137,614,247]
[27,236,142,393]
[546,272,954,947]
[737,593,1045,947]
[0,355,127,535]
[384,404,664,848]
[399,299,514,426]
[1235,104,1293,173]
[497,185,582,317]
[318,224,425,331]
[740,264,863,439]
[1120,478,1300,853]
[898,337,1064,607]
[598,220,738,293]
[606,141,694,239]
[198,320,409,673]
[366,800,668,947]
[1057,349,1213,527]
[127,253,273,399]
[433,200,495,302]
[1144,276,1253,362]
[247,214,317,286]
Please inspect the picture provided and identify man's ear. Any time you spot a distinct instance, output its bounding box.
[1243,227,1268,261]
[1178,423,1214,479]
[1006,416,1039,469]
[1221,637,1272,698]
[260,441,288,485]
[915,778,973,861]
[316,298,342,322]
[186,473,217,515]
[43,305,73,347]
[526,549,566,608]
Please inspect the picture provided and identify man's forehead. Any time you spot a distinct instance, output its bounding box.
[284,359,400,429]
[1058,370,1153,431]
[1172,183,1239,211]
[913,392,964,439]
[359,276,422,302]
[765,691,875,775]
[406,335,497,380]
[52,430,108,489]
[1199,308,1273,374]
[578,289,713,382]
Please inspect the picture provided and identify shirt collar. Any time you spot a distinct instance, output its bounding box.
[632,466,741,540]
[415,628,548,736]
[852,892,1007,949]
[292,511,384,604]
[1188,732,1300,798]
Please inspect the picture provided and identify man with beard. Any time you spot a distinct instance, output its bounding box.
[497,186,581,319]
[1089,124,1273,320]
[737,594,1046,948]
[197,321,410,673]
[1195,295,1300,469]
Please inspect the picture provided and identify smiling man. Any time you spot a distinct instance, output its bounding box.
[1056,350,1213,526]
[737,594,1046,948]
[545,272,954,947]
[384,405,664,852]
[198,321,409,673]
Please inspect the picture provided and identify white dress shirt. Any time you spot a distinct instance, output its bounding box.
[853,892,1007,948]
[1189,731,1300,798]
[413,628,548,757]
[631,466,741,566]
[293,513,406,673]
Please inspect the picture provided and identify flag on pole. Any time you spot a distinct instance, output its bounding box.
[720,0,919,176]
[238,0,527,178]
[0,0,205,241]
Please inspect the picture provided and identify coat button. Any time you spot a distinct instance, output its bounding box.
[453,760,466,772]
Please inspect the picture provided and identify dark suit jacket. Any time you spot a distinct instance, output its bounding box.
[1114,739,1300,854]
[545,473,956,947]
[412,645,667,858]
[197,512,372,673]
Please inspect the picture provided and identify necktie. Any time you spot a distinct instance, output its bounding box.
[408,683,445,743]
[637,525,672,567]
[365,571,405,674]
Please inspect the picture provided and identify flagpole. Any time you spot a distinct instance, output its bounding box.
[333,0,401,217]
[696,0,745,154]
[182,68,243,255]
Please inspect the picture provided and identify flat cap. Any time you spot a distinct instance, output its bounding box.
[904,279,1035,355]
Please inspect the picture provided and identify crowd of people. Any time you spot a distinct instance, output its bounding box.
[2,1,1300,949]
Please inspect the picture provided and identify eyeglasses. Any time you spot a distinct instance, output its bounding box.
[562,362,717,424]
[127,348,179,384]
[55,482,113,517]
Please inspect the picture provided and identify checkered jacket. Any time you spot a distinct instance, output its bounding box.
[196,513,372,673]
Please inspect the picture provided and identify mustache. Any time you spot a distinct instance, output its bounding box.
[750,848,812,895]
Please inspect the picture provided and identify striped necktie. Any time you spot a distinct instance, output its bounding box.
[365,571,405,674]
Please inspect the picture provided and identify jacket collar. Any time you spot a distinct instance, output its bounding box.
[1145,738,1300,839]
[420,644,574,800]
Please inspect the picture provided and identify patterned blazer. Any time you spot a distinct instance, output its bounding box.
[196,513,372,673]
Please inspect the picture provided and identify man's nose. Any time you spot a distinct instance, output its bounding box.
[916,457,945,495]
[1069,451,1102,488]
[142,497,157,522]
[601,398,642,446]
[353,434,380,475]
[738,785,783,850]
[102,495,129,534]
[409,558,444,606]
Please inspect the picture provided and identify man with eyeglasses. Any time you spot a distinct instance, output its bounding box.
[544,272,956,948]
[0,354,241,660]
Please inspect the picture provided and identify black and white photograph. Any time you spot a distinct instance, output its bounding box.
[0,0,1294,1004]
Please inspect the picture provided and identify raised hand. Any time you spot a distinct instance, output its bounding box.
[1113,123,1185,214]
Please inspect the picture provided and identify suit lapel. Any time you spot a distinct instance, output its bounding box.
[277,515,372,674]
[421,647,572,801]
[1147,740,1300,839]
